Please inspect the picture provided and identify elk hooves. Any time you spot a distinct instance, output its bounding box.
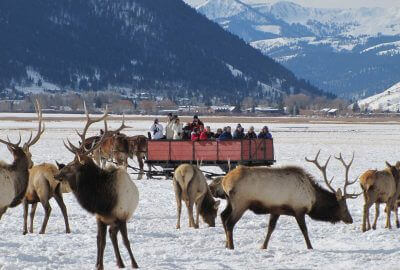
[39,231,45,234]
[176,225,180,229]
[372,225,377,230]
[66,229,71,234]
[117,261,125,268]
[23,231,28,235]
[260,245,267,250]
[194,224,199,229]
[132,262,139,269]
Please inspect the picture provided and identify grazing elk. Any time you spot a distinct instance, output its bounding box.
[23,162,71,235]
[173,164,220,229]
[54,105,140,270]
[359,162,400,232]
[0,101,44,220]
[220,151,360,250]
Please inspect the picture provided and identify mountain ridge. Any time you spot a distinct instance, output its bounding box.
[189,0,400,98]
[0,0,331,104]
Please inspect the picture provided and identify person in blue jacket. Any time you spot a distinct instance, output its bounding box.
[218,126,232,141]
[258,126,272,139]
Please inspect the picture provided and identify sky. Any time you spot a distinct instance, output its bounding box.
[186,0,400,8]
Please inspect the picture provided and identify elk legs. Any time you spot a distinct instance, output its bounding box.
[96,219,107,270]
[53,186,71,233]
[261,214,280,250]
[109,224,124,268]
[295,213,313,249]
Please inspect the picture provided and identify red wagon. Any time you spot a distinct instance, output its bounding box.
[145,139,275,178]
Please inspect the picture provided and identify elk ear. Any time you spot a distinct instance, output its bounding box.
[386,161,393,168]
[214,200,221,209]
[335,188,343,200]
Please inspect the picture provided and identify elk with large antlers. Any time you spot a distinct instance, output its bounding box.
[54,104,140,269]
[0,100,44,220]
[219,150,360,250]
[83,115,129,169]
[359,162,400,232]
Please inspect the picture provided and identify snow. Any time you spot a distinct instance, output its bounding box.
[253,25,281,35]
[1,118,400,269]
[357,82,400,112]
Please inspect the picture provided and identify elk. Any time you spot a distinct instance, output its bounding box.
[54,105,140,270]
[114,135,148,179]
[0,100,43,220]
[173,164,220,229]
[209,176,226,199]
[82,115,129,168]
[22,162,71,235]
[359,162,400,232]
[220,151,360,250]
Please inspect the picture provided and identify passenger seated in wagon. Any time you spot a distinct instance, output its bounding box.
[200,126,214,140]
[150,118,164,140]
[191,128,200,141]
[258,126,272,139]
[233,124,245,139]
[244,126,257,139]
[215,128,223,139]
[218,126,232,141]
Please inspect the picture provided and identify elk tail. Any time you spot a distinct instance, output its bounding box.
[175,165,196,202]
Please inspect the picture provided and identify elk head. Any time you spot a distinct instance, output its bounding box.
[54,103,109,187]
[306,150,361,224]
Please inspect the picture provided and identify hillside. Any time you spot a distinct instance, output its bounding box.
[357,82,400,112]
[0,0,330,105]
[188,0,400,98]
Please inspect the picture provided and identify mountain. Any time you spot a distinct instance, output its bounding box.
[189,0,400,98]
[0,0,330,105]
[357,82,400,112]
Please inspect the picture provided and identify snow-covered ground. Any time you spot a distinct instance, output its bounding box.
[1,119,400,269]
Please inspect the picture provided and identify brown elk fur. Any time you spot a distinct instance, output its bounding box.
[23,163,71,235]
[173,164,220,229]
[359,162,400,232]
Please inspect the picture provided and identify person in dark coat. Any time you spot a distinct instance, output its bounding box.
[233,124,245,139]
[218,126,232,141]
[245,126,257,139]
[258,126,272,139]
[215,128,223,139]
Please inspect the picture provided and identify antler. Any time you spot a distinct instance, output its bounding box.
[24,99,45,149]
[110,114,129,135]
[64,103,109,156]
[305,150,336,193]
[0,134,22,149]
[335,152,361,199]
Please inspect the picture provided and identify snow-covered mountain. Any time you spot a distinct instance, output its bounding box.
[186,0,400,98]
[357,82,400,112]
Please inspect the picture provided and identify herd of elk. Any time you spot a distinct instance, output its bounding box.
[3,100,400,269]
[54,105,140,269]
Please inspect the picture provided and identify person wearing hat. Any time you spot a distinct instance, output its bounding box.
[191,115,204,131]
[165,113,175,140]
[218,126,232,141]
[150,118,164,140]
[245,126,257,139]
[233,123,245,139]
[258,126,272,139]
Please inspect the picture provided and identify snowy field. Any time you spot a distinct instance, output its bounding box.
[1,118,400,269]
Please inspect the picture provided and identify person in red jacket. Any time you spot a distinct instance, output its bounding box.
[191,128,200,141]
[199,126,208,140]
